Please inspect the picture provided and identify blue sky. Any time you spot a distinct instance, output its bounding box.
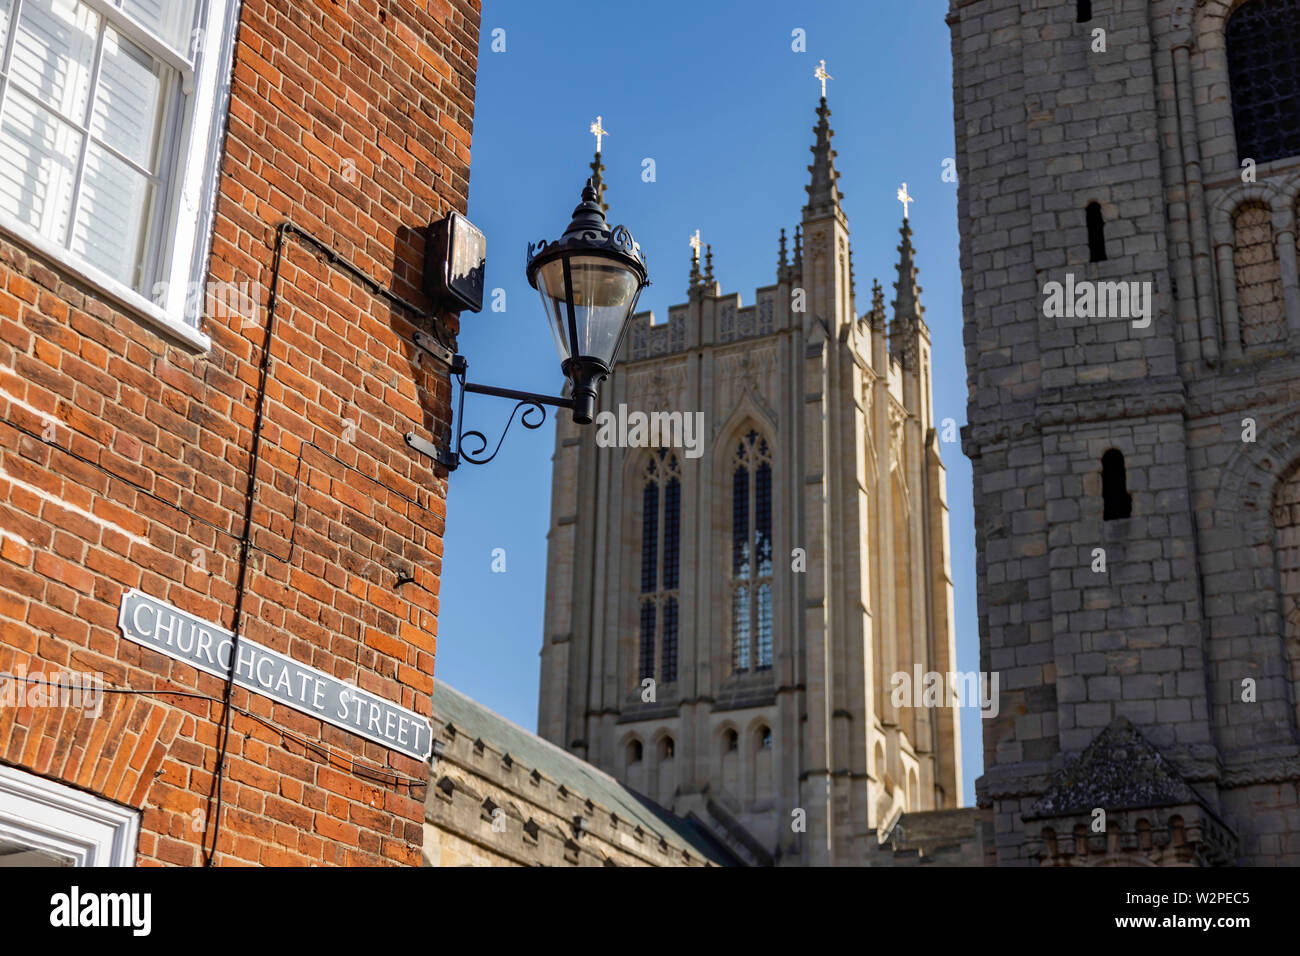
[437,0,982,805]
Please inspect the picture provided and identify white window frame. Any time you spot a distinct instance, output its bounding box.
[0,0,244,353]
[0,763,139,866]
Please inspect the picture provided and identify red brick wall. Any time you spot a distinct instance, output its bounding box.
[0,0,480,866]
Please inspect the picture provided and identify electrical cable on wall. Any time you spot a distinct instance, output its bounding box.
[0,673,429,792]
[206,221,453,864]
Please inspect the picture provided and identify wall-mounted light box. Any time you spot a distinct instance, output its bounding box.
[425,211,486,313]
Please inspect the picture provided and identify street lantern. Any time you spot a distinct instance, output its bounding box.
[406,176,650,471]
[527,179,649,424]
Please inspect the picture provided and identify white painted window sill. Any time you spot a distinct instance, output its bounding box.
[0,221,212,355]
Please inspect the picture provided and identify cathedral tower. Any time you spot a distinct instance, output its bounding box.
[537,92,961,865]
[950,0,1300,864]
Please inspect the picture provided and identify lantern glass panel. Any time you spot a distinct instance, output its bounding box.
[536,254,641,367]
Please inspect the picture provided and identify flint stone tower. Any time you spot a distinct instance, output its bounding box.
[537,96,962,865]
[950,0,1300,864]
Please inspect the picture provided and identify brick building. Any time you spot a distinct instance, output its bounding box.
[0,0,480,866]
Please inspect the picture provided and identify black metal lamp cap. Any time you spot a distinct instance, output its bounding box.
[561,179,608,237]
[526,180,649,287]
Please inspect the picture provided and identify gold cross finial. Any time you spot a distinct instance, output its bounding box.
[814,59,833,98]
[589,115,608,153]
[897,182,914,219]
[689,229,702,261]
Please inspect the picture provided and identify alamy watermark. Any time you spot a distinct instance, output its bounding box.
[1042,273,1152,329]
[0,666,104,718]
[594,405,705,459]
[890,666,999,719]
[151,279,261,328]
[50,887,150,936]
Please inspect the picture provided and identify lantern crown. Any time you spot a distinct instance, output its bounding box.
[526,179,648,287]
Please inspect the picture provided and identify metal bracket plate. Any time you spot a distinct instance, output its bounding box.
[414,331,455,368]
[405,431,458,470]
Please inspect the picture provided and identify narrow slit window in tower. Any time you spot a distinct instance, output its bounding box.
[1087,202,1107,262]
[1101,449,1132,520]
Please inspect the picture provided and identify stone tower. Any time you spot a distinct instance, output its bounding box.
[537,95,962,865]
[950,0,1300,864]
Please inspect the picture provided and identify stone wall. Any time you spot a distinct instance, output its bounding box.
[424,682,724,867]
[950,0,1300,864]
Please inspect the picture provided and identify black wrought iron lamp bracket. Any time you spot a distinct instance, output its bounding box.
[405,352,573,472]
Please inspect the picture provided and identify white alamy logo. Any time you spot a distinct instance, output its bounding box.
[890,666,1000,719]
[0,666,103,717]
[150,279,260,327]
[594,404,705,459]
[1042,273,1152,328]
[50,887,151,937]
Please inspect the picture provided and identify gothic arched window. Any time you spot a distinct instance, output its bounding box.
[721,727,740,795]
[639,451,681,685]
[655,735,676,806]
[1227,0,1300,165]
[731,430,774,673]
[752,724,775,804]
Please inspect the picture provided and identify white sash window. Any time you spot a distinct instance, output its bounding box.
[0,0,241,349]
[0,764,139,866]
